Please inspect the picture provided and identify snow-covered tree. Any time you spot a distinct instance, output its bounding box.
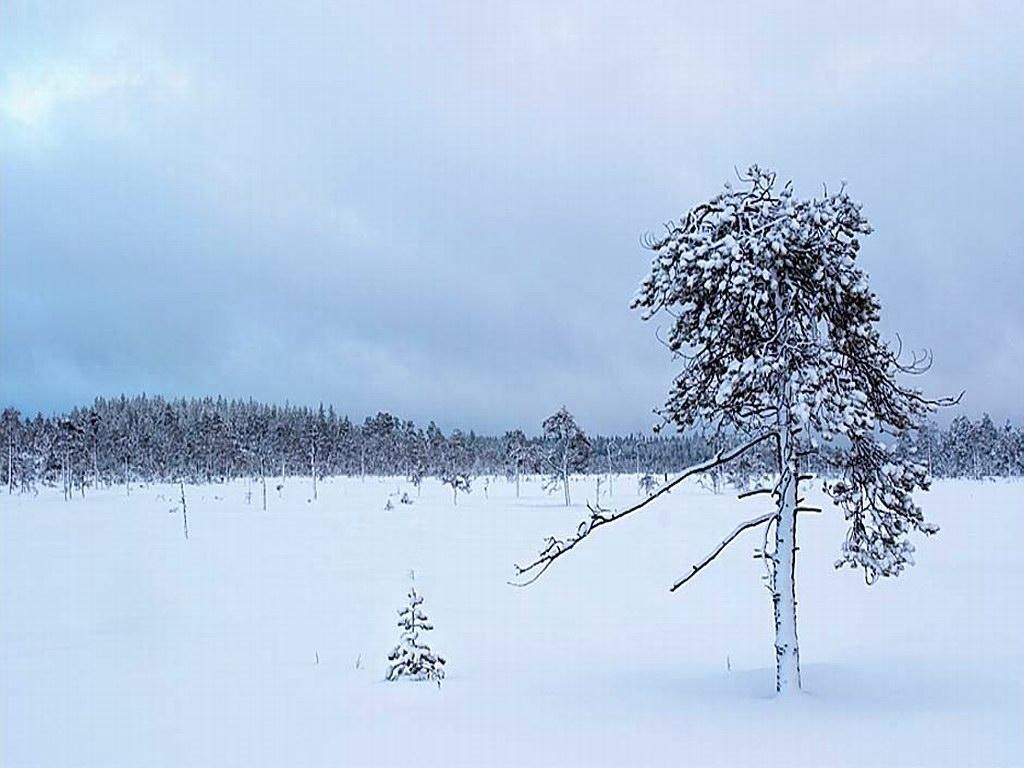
[386,587,446,686]
[541,406,591,506]
[1,408,23,494]
[515,167,955,695]
[363,412,401,476]
[405,427,429,496]
[637,473,659,497]
[974,414,1000,478]
[942,416,976,478]
[440,429,473,505]
[502,429,529,498]
[994,420,1022,477]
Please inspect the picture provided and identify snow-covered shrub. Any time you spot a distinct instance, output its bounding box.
[637,473,659,497]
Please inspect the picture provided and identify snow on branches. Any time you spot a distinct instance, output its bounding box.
[631,165,956,584]
[829,443,938,583]
[516,166,956,694]
[386,587,447,687]
[540,406,590,506]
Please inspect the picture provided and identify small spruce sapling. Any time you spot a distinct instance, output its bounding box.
[386,587,447,687]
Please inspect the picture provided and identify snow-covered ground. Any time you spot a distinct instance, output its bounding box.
[2,475,1022,767]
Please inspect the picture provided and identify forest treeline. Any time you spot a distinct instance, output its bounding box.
[0,395,1021,495]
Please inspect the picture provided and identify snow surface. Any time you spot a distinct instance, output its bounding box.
[3,476,1022,767]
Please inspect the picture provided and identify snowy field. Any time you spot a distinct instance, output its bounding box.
[3,475,1022,767]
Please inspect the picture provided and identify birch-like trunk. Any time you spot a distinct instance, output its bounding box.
[606,443,613,498]
[772,410,801,694]
[180,480,189,541]
[63,451,70,502]
[562,454,571,507]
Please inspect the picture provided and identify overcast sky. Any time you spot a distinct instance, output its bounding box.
[2,1,1022,433]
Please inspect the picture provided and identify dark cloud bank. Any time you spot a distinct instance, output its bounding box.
[2,1,1022,432]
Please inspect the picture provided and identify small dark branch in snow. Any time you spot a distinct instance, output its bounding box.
[737,487,774,500]
[760,514,777,592]
[795,506,822,514]
[670,512,776,592]
[511,432,777,587]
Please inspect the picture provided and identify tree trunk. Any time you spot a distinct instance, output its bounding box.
[311,443,318,500]
[180,480,189,541]
[606,443,613,498]
[772,417,801,695]
[562,455,571,506]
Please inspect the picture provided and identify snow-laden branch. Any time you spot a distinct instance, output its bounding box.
[669,512,775,592]
[510,432,777,587]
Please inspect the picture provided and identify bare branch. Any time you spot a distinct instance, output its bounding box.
[510,432,778,586]
[670,512,775,592]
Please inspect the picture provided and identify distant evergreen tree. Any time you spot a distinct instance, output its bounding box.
[974,414,999,478]
[0,393,1018,491]
[944,416,976,478]
[405,427,429,495]
[1,408,23,494]
[441,429,473,505]
[502,429,529,498]
[424,421,446,476]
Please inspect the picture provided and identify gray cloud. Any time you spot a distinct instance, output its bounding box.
[2,0,1022,432]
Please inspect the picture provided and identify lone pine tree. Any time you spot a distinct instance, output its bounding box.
[386,587,446,687]
[515,166,955,695]
[541,406,591,507]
